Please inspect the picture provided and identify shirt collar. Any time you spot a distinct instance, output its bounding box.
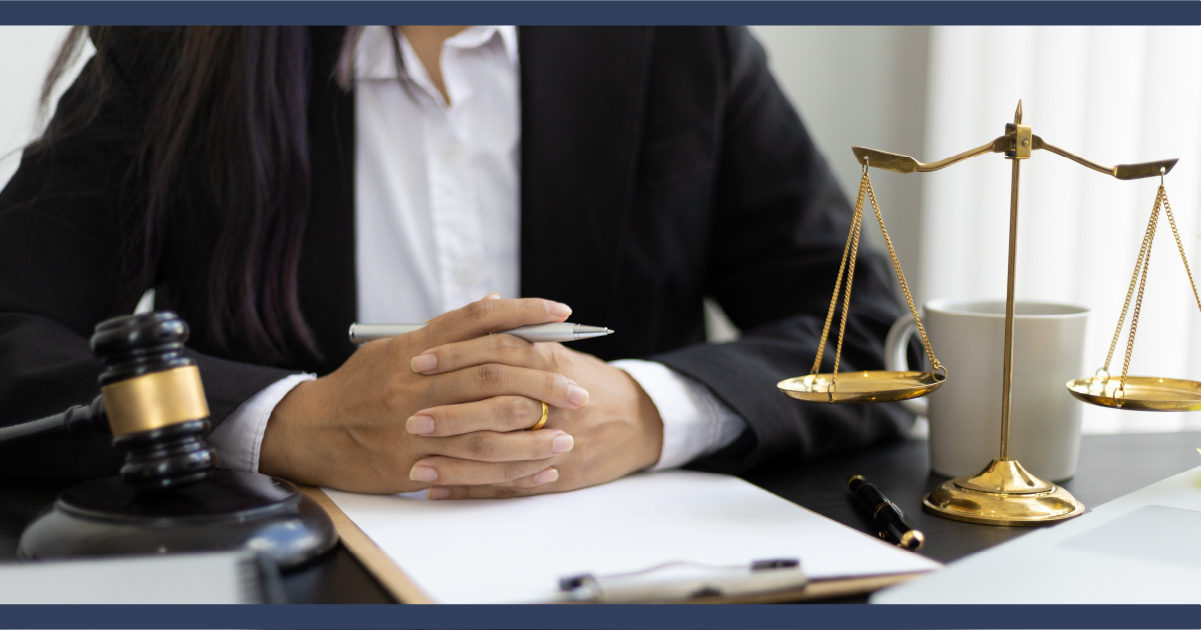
[354,25,518,81]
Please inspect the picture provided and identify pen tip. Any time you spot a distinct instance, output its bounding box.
[605,328,614,335]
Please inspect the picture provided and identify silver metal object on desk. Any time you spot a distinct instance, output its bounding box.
[349,322,613,344]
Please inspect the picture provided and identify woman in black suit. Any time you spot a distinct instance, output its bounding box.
[0,26,912,496]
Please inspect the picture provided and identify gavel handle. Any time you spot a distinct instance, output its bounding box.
[0,396,109,457]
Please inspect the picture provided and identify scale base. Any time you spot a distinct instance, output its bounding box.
[18,471,337,570]
[922,458,1085,526]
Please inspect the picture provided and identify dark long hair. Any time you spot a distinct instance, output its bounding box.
[38,26,365,366]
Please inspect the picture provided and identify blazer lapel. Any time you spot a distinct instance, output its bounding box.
[298,26,358,374]
[518,27,653,332]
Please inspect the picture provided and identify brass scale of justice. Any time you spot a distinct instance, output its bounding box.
[778,101,1200,526]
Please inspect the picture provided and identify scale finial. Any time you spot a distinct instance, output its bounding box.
[1014,100,1023,125]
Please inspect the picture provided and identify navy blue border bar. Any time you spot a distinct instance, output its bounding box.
[0,1,1198,26]
[0,2,1197,628]
[0,604,1197,629]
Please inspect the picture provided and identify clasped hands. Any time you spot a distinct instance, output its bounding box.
[260,297,664,498]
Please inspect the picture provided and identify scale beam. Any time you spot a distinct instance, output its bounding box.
[854,136,1177,181]
[852,138,1007,174]
[1034,136,1178,180]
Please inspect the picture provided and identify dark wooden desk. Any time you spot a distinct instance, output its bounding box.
[2,431,1197,603]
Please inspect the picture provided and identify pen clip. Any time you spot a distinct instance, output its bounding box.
[751,559,799,571]
[559,558,803,602]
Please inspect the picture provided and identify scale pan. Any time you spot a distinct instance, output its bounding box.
[1066,376,1201,411]
[778,370,944,404]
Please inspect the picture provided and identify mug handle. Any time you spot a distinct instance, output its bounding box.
[884,316,928,416]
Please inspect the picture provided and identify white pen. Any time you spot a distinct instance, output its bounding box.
[348,322,614,344]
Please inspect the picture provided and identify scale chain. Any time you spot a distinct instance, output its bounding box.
[829,176,867,391]
[1117,196,1159,397]
[1101,186,1162,380]
[809,168,944,395]
[809,176,866,378]
[1099,184,1201,400]
[1160,191,1201,318]
[865,173,943,375]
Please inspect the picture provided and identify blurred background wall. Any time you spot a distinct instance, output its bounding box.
[0,27,86,188]
[1,26,1198,434]
[752,26,930,293]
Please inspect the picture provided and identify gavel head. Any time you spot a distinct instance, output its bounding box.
[91,312,215,491]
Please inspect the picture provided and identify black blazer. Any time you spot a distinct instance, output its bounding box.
[0,26,912,479]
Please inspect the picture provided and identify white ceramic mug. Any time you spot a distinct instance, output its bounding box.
[884,298,1089,482]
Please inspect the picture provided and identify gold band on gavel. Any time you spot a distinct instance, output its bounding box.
[100,365,210,436]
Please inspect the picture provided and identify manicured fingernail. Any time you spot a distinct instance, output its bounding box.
[546,301,572,318]
[411,353,437,373]
[567,384,589,406]
[534,468,559,484]
[406,415,435,434]
[427,487,451,500]
[552,433,574,453]
[484,292,500,300]
[409,466,438,482]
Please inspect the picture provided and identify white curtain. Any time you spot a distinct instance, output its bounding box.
[920,26,1201,434]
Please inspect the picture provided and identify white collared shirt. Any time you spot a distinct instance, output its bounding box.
[208,26,744,475]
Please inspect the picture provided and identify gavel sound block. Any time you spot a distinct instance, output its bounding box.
[3,312,337,569]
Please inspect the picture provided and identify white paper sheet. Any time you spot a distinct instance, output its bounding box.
[872,464,1201,604]
[324,470,940,603]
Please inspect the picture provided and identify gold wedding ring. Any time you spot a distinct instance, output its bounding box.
[527,401,549,431]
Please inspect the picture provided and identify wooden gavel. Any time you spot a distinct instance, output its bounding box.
[0,311,215,490]
[6,311,338,568]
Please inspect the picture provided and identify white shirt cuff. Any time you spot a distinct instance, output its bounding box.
[206,373,316,473]
[610,359,746,471]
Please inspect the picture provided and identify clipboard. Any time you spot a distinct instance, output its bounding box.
[300,485,434,604]
[299,472,939,604]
